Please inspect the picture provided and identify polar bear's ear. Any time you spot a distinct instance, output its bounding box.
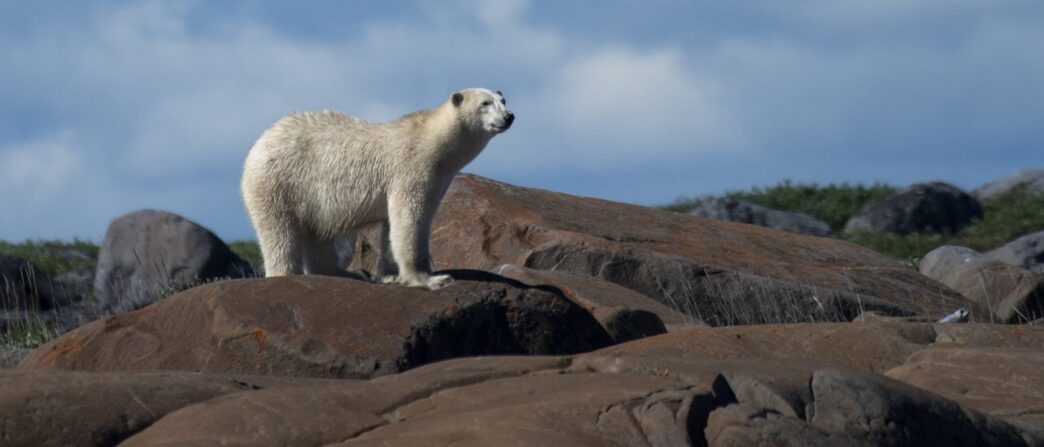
[451,92,464,107]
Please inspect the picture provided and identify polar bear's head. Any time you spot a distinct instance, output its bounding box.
[451,88,514,135]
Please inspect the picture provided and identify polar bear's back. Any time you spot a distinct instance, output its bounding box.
[242,111,397,236]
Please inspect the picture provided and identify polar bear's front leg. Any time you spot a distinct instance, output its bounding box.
[386,188,453,290]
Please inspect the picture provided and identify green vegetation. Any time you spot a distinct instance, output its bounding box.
[0,239,99,277]
[664,181,1044,260]
[228,240,263,272]
[667,180,898,233]
[0,312,55,351]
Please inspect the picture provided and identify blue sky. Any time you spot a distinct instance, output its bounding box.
[2,0,1042,242]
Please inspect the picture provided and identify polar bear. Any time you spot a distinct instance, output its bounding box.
[241,88,514,289]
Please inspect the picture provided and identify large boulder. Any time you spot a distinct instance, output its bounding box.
[989,230,1044,273]
[5,322,1043,446]
[687,197,834,237]
[919,245,1044,323]
[93,209,254,311]
[0,255,54,310]
[0,369,337,447]
[352,174,982,325]
[493,264,700,341]
[974,168,1044,201]
[844,182,984,235]
[121,322,1043,447]
[886,347,1044,440]
[20,273,612,379]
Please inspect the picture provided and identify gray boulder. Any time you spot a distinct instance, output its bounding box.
[0,255,54,311]
[988,230,1044,273]
[919,245,1044,323]
[93,209,254,312]
[688,197,834,237]
[974,169,1044,201]
[844,182,983,235]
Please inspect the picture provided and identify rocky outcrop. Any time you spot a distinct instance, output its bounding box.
[687,197,834,237]
[20,274,612,379]
[93,209,254,312]
[886,347,1044,441]
[5,322,1041,446]
[989,230,1044,273]
[0,369,338,447]
[919,245,1044,323]
[493,264,700,341]
[844,182,984,235]
[974,169,1044,201]
[352,174,982,325]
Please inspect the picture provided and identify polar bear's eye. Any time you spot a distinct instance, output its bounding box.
[481,100,492,106]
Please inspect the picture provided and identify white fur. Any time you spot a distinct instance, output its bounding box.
[241,88,513,289]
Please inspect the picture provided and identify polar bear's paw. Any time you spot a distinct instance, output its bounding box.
[382,273,454,290]
[425,274,454,290]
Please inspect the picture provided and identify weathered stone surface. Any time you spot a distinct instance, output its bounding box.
[8,323,1043,447]
[809,370,1026,446]
[0,369,336,447]
[844,182,984,235]
[353,174,981,325]
[0,255,54,310]
[920,245,1044,322]
[974,168,1044,201]
[20,273,611,379]
[591,322,1044,374]
[688,197,834,237]
[123,356,571,447]
[93,209,254,311]
[989,230,1044,273]
[493,264,700,341]
[123,324,1043,447]
[886,347,1044,441]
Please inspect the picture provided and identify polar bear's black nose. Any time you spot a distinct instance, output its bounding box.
[505,113,515,127]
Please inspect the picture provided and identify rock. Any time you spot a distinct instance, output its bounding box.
[808,370,1026,446]
[0,255,55,311]
[93,209,254,311]
[687,197,834,237]
[592,322,1044,374]
[0,369,338,447]
[886,347,1044,441]
[919,245,1044,323]
[974,168,1044,201]
[844,182,984,235]
[7,322,1043,446]
[351,174,982,325]
[989,230,1044,273]
[20,273,612,379]
[493,264,700,341]
[122,323,1042,447]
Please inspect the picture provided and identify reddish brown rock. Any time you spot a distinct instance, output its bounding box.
[0,369,335,447]
[886,347,1044,440]
[6,323,1043,447]
[919,245,1044,323]
[18,274,611,379]
[354,174,981,325]
[591,322,1044,374]
[492,264,701,341]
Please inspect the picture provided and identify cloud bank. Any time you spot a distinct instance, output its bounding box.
[1,0,1042,241]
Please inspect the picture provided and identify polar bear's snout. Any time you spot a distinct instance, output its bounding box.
[498,112,515,131]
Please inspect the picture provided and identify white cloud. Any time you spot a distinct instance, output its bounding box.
[540,47,741,154]
[3,0,1042,240]
[0,133,81,199]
